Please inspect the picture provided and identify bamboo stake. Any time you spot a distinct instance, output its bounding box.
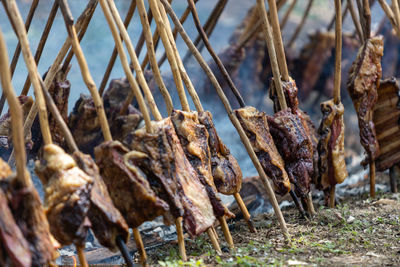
[0,27,31,188]
[5,0,52,146]
[377,0,400,38]
[135,5,153,58]
[329,186,336,208]
[107,0,162,121]
[218,216,233,249]
[334,0,342,105]
[348,0,365,42]
[98,0,136,96]
[281,0,298,30]
[7,0,98,166]
[207,228,222,255]
[160,0,290,241]
[0,0,38,114]
[76,247,89,267]
[257,0,287,110]
[267,0,289,81]
[287,0,314,49]
[392,0,400,29]
[328,1,350,31]
[147,0,189,112]
[175,217,187,261]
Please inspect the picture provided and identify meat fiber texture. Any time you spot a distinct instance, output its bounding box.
[125,119,216,237]
[0,158,58,267]
[171,110,234,219]
[73,151,129,251]
[35,144,93,247]
[94,140,169,229]
[234,106,291,195]
[317,100,348,189]
[347,36,384,165]
[270,77,319,184]
[0,159,31,267]
[267,109,313,199]
[198,111,242,195]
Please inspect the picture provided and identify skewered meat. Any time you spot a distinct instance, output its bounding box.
[347,36,383,165]
[267,109,313,199]
[317,100,348,189]
[198,111,242,195]
[94,141,169,228]
[73,151,129,250]
[0,169,58,266]
[0,159,31,267]
[269,77,319,183]
[0,96,33,159]
[35,144,93,246]
[373,78,400,171]
[125,119,216,236]
[234,106,291,195]
[171,110,234,218]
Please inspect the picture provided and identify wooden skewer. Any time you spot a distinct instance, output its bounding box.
[287,0,314,49]
[7,0,98,165]
[377,0,400,38]
[328,1,350,31]
[218,216,233,249]
[182,0,227,64]
[135,5,153,58]
[0,0,38,114]
[76,246,89,267]
[98,0,136,96]
[160,0,291,242]
[281,0,298,30]
[136,0,174,115]
[207,228,222,255]
[175,217,187,261]
[267,0,289,81]
[329,186,336,208]
[348,0,365,42]
[392,0,400,31]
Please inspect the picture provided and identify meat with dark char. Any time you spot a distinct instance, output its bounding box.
[94,140,169,229]
[171,110,234,219]
[35,144,93,247]
[73,151,130,251]
[234,106,291,195]
[0,159,31,267]
[125,119,216,236]
[267,109,313,199]
[317,100,348,189]
[347,36,383,165]
[198,111,242,195]
[0,160,58,267]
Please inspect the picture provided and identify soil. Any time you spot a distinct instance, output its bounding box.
[148,191,400,266]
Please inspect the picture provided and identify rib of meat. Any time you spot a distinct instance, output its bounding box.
[347,36,383,165]
[0,161,58,266]
[317,100,348,189]
[267,109,313,198]
[234,106,291,195]
[0,159,31,267]
[171,110,234,219]
[125,119,216,236]
[73,151,129,251]
[35,144,93,246]
[0,96,33,159]
[198,111,242,195]
[94,141,169,229]
[269,77,319,184]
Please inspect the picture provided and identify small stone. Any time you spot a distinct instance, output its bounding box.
[347,216,355,224]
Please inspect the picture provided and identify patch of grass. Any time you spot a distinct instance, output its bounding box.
[158,259,205,267]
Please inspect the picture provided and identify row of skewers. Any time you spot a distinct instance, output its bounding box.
[0,0,398,266]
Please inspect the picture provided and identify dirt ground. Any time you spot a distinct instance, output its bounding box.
[147,192,400,266]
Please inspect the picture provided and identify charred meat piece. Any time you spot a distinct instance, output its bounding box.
[125,119,216,236]
[94,141,169,229]
[347,36,383,165]
[234,106,291,195]
[267,109,313,199]
[0,159,31,267]
[171,110,234,219]
[0,159,58,266]
[317,100,348,189]
[73,151,129,251]
[35,145,93,246]
[198,111,242,195]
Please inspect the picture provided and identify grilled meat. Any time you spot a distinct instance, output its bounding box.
[73,151,129,251]
[317,100,348,189]
[125,119,216,236]
[347,36,384,165]
[35,144,93,246]
[198,111,242,195]
[267,109,313,198]
[171,110,234,218]
[234,106,291,195]
[94,141,169,229]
